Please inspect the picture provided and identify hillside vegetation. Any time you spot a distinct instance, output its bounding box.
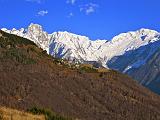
[0,30,160,120]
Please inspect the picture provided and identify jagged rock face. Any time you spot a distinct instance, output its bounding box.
[49,32,106,64]
[27,23,49,52]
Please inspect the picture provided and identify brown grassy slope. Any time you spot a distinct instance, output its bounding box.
[0,30,160,120]
[0,107,45,120]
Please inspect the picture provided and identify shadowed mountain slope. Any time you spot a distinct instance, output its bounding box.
[108,41,160,94]
[129,48,160,94]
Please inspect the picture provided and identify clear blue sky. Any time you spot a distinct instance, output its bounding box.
[0,0,160,40]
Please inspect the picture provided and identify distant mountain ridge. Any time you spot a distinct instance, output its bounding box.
[1,23,160,94]
[2,24,160,68]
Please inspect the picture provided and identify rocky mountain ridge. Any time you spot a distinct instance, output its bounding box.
[2,23,160,69]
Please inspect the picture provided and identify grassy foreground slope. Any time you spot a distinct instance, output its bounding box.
[0,30,160,120]
[0,107,45,120]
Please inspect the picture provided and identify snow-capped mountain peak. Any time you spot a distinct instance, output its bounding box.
[27,23,49,52]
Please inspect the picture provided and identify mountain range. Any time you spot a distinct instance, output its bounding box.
[1,23,160,94]
[1,30,160,120]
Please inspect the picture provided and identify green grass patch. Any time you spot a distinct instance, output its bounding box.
[28,107,72,120]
